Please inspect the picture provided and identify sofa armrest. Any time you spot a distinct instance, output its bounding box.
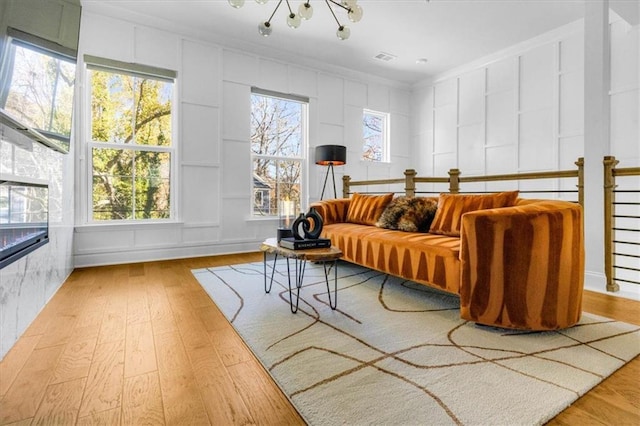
[459,200,584,330]
[310,198,351,225]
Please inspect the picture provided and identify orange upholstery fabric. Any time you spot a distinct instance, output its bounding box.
[459,200,584,330]
[430,191,520,237]
[312,198,351,226]
[321,223,461,293]
[346,193,393,226]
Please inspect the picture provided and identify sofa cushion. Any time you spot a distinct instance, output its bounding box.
[376,197,438,232]
[346,193,394,226]
[430,191,519,237]
[321,223,461,294]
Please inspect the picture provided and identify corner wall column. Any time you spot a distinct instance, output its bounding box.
[584,0,611,291]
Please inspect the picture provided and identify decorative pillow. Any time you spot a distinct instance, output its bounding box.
[346,193,394,226]
[376,197,438,233]
[429,191,520,237]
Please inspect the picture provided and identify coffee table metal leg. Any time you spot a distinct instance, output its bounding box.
[286,258,305,313]
[264,252,278,293]
[324,260,338,310]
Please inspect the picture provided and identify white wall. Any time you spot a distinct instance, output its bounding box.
[73,10,412,267]
[411,13,639,296]
[412,20,586,192]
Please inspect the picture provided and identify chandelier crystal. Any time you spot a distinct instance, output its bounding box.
[228,0,363,40]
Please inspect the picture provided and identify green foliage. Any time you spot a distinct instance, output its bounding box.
[90,69,172,221]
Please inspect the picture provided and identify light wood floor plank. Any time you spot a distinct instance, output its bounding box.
[187,345,255,425]
[35,313,77,350]
[124,321,156,378]
[228,357,305,425]
[2,418,33,426]
[196,305,229,333]
[0,335,40,398]
[126,276,151,325]
[209,328,254,368]
[96,306,126,346]
[154,331,210,425]
[0,345,64,424]
[50,337,97,385]
[146,272,179,336]
[74,294,107,338]
[76,408,120,426]
[78,339,125,418]
[31,377,86,425]
[121,372,164,426]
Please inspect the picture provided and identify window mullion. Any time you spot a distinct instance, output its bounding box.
[131,150,136,220]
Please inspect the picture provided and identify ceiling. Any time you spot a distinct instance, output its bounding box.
[81,0,589,85]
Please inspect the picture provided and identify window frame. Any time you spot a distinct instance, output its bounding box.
[249,88,309,219]
[362,108,390,163]
[82,57,177,225]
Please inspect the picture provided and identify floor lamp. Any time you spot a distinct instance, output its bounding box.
[315,145,347,200]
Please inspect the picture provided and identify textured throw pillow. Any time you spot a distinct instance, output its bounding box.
[429,191,520,237]
[376,197,438,233]
[346,193,394,226]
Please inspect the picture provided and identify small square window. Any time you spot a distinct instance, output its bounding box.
[362,109,390,162]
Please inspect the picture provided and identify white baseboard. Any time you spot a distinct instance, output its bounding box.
[73,241,259,268]
[584,270,640,301]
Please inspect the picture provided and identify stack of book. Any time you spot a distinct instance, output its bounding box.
[279,237,331,250]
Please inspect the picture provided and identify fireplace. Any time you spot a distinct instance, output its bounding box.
[0,180,49,268]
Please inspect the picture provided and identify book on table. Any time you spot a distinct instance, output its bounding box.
[279,237,331,250]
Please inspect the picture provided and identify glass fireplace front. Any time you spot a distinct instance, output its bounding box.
[0,180,49,269]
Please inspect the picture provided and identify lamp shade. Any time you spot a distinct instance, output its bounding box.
[315,145,347,166]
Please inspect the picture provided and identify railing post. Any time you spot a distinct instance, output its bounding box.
[603,155,620,292]
[448,169,460,194]
[404,169,416,197]
[575,157,584,207]
[342,175,351,198]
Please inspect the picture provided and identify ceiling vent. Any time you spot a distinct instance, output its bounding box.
[373,52,397,62]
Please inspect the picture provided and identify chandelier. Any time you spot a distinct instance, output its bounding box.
[227,0,363,40]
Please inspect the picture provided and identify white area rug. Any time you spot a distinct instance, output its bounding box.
[192,260,640,426]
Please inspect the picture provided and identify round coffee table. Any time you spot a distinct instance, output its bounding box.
[260,238,343,313]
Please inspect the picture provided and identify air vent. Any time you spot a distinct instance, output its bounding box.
[373,52,397,62]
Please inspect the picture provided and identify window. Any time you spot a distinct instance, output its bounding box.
[362,109,389,162]
[86,57,175,221]
[250,88,308,217]
[0,29,77,152]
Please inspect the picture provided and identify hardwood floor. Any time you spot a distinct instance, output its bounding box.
[1,253,638,425]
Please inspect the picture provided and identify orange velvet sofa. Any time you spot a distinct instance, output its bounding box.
[311,195,584,331]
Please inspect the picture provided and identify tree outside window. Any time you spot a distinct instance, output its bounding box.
[362,109,390,162]
[1,41,75,144]
[88,66,173,221]
[250,91,307,218]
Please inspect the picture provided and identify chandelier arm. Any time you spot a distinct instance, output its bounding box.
[267,0,284,23]
[327,0,350,13]
[285,0,293,14]
[324,0,343,27]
